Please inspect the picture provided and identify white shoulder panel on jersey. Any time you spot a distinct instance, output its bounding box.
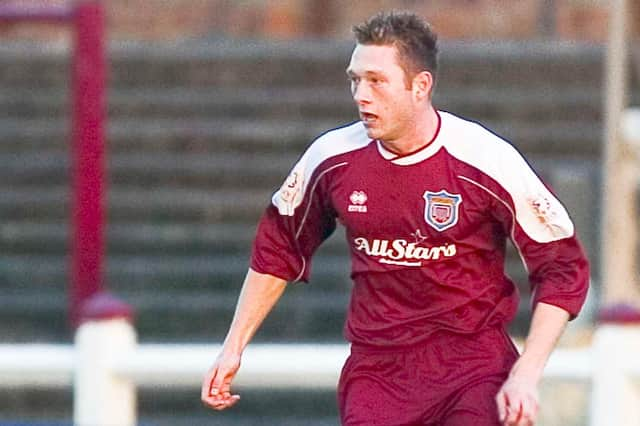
[440,111,574,243]
[272,121,370,216]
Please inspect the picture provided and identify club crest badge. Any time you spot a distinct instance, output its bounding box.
[423,190,462,232]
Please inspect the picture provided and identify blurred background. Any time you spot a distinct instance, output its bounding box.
[0,0,639,425]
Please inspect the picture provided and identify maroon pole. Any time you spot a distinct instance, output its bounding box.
[70,0,107,326]
[0,0,131,328]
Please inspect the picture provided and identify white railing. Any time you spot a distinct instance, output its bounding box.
[1,318,639,426]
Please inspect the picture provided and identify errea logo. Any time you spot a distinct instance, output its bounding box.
[348,190,368,213]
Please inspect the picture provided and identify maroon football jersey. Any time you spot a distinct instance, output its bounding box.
[251,111,589,347]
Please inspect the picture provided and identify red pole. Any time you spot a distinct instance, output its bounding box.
[70,0,106,326]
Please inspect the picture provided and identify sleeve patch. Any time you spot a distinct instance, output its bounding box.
[273,167,305,216]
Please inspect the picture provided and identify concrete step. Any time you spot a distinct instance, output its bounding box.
[0,85,604,123]
[126,287,351,342]
[0,221,349,256]
[0,40,604,89]
[0,264,534,344]
[0,150,293,189]
[438,41,604,89]
[0,154,599,261]
[0,255,533,343]
[0,286,351,343]
[0,147,599,188]
[0,158,597,253]
[0,44,70,89]
[0,186,271,222]
[436,86,604,124]
[0,387,339,426]
[0,141,600,196]
[0,86,357,121]
[0,117,335,155]
[0,253,352,292]
[0,248,529,296]
[0,116,602,156]
[1,221,248,254]
[0,387,341,425]
[122,40,603,89]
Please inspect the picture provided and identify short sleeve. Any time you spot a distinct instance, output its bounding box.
[250,151,338,283]
[488,144,590,318]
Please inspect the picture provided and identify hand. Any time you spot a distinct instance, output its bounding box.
[201,352,242,411]
[495,375,539,426]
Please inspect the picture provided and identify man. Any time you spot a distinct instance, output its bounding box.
[201,11,589,426]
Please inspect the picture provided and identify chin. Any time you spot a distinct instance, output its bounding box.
[364,127,382,140]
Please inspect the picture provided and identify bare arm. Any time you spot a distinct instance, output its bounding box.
[496,302,570,425]
[201,268,287,410]
[220,268,287,355]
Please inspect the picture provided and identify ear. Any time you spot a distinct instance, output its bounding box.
[412,71,433,101]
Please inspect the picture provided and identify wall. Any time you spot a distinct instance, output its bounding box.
[0,0,630,42]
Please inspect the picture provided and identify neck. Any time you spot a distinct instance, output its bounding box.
[379,105,439,156]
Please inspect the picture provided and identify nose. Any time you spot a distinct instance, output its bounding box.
[352,81,371,105]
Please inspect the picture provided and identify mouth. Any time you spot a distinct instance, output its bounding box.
[360,112,378,125]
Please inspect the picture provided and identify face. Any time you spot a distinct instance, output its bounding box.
[346,43,426,143]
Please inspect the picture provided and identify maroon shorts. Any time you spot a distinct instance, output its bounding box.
[337,327,519,426]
